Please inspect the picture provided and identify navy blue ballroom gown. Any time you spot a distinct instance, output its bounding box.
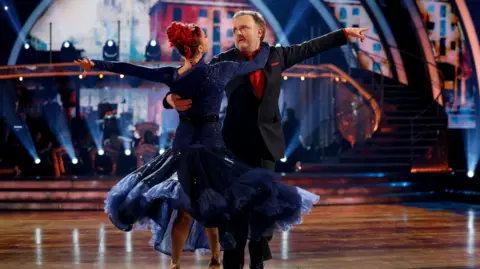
[92,42,319,255]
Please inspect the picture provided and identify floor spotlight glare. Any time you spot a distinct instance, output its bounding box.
[34,159,41,164]
[98,149,104,156]
[467,171,474,178]
[72,158,78,164]
[125,149,131,156]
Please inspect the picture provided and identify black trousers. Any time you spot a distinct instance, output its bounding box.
[223,156,275,269]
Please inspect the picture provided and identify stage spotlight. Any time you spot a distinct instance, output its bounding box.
[300,76,305,81]
[103,40,119,61]
[280,156,287,162]
[125,149,131,156]
[145,39,161,61]
[120,74,124,79]
[467,171,474,178]
[60,41,78,62]
[98,149,104,156]
[72,158,78,164]
[159,148,165,154]
[18,42,37,64]
[283,76,288,80]
[19,77,23,81]
[35,159,41,164]
[4,6,8,11]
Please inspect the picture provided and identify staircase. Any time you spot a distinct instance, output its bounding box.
[300,71,448,174]
[0,172,444,210]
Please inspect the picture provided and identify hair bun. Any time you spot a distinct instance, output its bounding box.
[166,21,201,59]
[167,22,195,48]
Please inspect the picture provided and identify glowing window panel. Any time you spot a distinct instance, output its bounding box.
[324,0,393,78]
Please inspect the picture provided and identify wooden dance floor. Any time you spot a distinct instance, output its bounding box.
[0,203,478,269]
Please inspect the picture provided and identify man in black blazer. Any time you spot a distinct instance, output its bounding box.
[164,11,367,269]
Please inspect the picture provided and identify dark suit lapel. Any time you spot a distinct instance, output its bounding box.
[233,49,246,61]
[260,61,271,103]
[233,49,260,99]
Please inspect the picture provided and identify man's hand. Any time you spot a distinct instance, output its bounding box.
[344,27,369,42]
[166,93,192,111]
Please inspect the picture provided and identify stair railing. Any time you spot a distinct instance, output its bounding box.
[350,37,447,163]
[345,48,385,110]
[409,91,445,161]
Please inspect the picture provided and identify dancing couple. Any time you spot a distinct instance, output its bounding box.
[75,10,367,269]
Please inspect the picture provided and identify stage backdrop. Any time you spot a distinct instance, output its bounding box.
[27,0,278,62]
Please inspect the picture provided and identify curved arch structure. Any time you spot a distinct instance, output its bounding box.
[455,0,480,97]
[308,0,356,67]
[8,0,289,65]
[364,0,408,85]
[404,0,444,105]
[8,0,53,65]
[310,0,399,80]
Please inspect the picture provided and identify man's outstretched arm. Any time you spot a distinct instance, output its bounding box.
[277,28,367,71]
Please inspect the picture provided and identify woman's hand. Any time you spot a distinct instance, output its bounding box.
[73,58,95,77]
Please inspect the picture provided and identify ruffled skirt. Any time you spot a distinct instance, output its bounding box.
[104,146,319,255]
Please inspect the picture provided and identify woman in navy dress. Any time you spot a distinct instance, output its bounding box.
[75,22,319,269]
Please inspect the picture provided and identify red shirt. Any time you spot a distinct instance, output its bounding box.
[241,46,265,99]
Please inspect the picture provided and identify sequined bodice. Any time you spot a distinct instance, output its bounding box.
[169,63,227,150]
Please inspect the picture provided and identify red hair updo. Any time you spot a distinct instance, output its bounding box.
[167,22,202,59]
